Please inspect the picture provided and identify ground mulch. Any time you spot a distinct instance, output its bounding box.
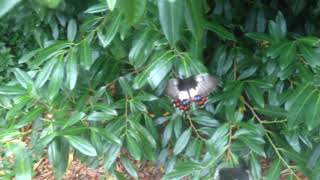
[31,155,308,180]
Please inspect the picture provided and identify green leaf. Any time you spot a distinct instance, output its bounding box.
[267,42,288,59]
[246,32,272,42]
[118,0,146,24]
[130,121,156,148]
[0,0,21,18]
[255,106,287,118]
[133,52,174,89]
[35,0,61,8]
[84,3,108,13]
[307,145,320,169]
[126,133,142,160]
[14,68,33,89]
[64,135,97,156]
[129,29,156,68]
[31,41,72,68]
[33,133,57,151]
[192,116,220,127]
[65,49,78,90]
[173,116,182,138]
[185,0,204,40]
[35,58,57,88]
[0,85,26,95]
[178,54,207,77]
[238,66,257,80]
[205,20,235,41]
[185,139,203,160]
[48,58,64,100]
[15,107,45,128]
[245,83,264,108]
[304,91,320,130]
[79,39,92,70]
[18,50,39,64]
[239,136,266,157]
[14,144,32,180]
[285,133,301,153]
[106,0,117,11]
[134,93,158,101]
[158,0,184,45]
[120,157,138,178]
[87,111,116,121]
[265,159,282,180]
[92,127,121,145]
[279,42,296,70]
[6,96,32,119]
[104,145,121,170]
[250,154,262,180]
[207,123,229,153]
[48,138,69,179]
[67,19,77,41]
[162,162,201,179]
[161,120,173,147]
[173,128,191,155]
[62,111,85,129]
[297,37,320,46]
[119,76,133,97]
[275,11,287,38]
[288,84,314,128]
[298,43,320,67]
[97,14,121,47]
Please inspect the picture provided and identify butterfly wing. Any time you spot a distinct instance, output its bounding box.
[191,74,218,106]
[194,74,218,96]
[166,78,191,111]
[165,78,180,99]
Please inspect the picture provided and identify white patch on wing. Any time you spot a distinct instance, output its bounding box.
[178,91,189,100]
[188,88,198,98]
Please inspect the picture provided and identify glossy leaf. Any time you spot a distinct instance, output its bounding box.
[64,135,97,156]
[120,157,138,178]
[79,39,92,70]
[98,14,121,47]
[0,0,21,17]
[205,21,235,41]
[106,0,117,11]
[15,107,45,128]
[158,0,184,45]
[63,111,85,128]
[35,58,57,88]
[265,159,282,180]
[118,0,146,24]
[185,0,204,40]
[67,19,77,41]
[133,52,174,89]
[126,133,142,160]
[48,138,69,179]
[173,128,191,155]
[48,58,64,100]
[14,144,32,180]
[14,68,33,89]
[84,3,108,13]
[65,49,78,90]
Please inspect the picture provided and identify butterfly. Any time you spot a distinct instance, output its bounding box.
[165,73,218,111]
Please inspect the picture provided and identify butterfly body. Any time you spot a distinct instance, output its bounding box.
[166,74,217,111]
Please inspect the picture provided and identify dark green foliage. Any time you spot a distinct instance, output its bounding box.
[1,0,320,179]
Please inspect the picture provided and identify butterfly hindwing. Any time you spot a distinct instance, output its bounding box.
[166,73,217,111]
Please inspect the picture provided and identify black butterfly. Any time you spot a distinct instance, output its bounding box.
[165,74,218,111]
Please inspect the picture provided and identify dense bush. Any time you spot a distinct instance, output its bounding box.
[1,0,320,179]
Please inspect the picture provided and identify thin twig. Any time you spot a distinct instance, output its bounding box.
[241,98,301,180]
[186,113,207,141]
